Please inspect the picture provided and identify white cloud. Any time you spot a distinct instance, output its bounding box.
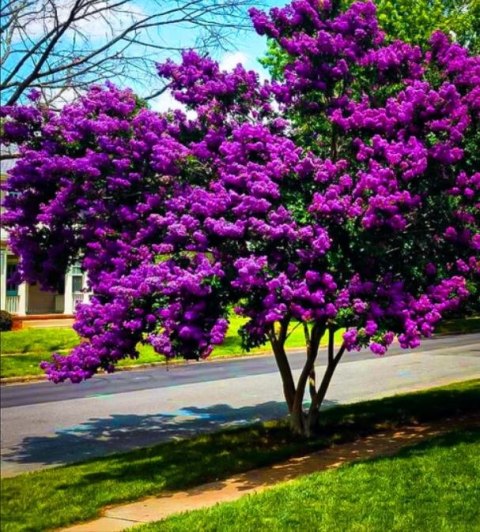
[13,0,145,43]
[149,89,196,119]
[42,86,79,108]
[219,51,269,82]
[150,90,183,112]
[219,51,248,71]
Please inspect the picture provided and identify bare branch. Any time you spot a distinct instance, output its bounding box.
[144,85,170,101]
[1,0,259,105]
[0,152,21,161]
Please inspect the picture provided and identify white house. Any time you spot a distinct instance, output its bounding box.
[1,167,90,318]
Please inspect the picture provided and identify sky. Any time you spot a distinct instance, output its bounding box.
[0,0,283,111]
[132,0,281,111]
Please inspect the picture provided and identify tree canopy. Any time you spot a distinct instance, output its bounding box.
[1,0,479,435]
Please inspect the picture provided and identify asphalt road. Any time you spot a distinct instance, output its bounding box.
[2,332,477,409]
[1,333,479,477]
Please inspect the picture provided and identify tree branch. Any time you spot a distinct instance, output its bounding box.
[1,0,259,105]
[268,320,296,412]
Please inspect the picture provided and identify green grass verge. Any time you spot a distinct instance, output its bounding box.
[0,353,54,379]
[436,316,480,335]
[1,379,479,532]
[0,327,79,354]
[140,427,480,531]
[0,318,345,379]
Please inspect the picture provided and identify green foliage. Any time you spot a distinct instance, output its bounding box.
[261,0,480,82]
[258,39,292,81]
[371,0,480,52]
[0,310,13,331]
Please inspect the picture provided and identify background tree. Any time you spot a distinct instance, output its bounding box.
[372,0,479,52]
[1,0,479,436]
[0,0,257,108]
[260,0,480,80]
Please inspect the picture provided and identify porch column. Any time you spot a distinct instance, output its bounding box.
[0,250,6,310]
[17,281,28,316]
[64,269,74,315]
[83,272,91,304]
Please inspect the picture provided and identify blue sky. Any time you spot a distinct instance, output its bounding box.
[134,0,282,110]
[0,0,283,110]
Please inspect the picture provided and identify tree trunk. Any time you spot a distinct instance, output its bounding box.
[307,328,346,434]
[289,405,307,436]
[270,320,344,438]
[269,320,296,413]
[290,323,323,435]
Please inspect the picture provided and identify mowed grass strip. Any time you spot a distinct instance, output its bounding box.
[140,427,480,532]
[0,327,79,354]
[436,316,480,335]
[1,379,479,532]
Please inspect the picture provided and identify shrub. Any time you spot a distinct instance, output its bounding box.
[0,310,13,332]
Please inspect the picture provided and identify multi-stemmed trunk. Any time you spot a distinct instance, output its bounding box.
[268,318,345,437]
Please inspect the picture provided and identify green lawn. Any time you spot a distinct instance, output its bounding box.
[0,327,80,354]
[141,427,480,531]
[437,316,480,335]
[1,379,479,532]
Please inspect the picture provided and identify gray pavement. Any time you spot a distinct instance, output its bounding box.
[1,333,479,477]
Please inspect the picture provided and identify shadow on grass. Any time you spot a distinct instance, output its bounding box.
[436,316,480,335]
[84,424,480,506]
[136,426,480,532]
[380,424,480,457]
[4,381,480,475]
[317,382,480,432]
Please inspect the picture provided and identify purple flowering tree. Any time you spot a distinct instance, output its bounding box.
[1,1,479,436]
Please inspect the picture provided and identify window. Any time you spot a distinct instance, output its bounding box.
[6,263,19,296]
[72,275,83,293]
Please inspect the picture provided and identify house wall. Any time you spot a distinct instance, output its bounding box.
[1,167,90,317]
[27,283,60,314]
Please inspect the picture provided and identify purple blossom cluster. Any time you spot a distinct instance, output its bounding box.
[1,1,478,383]
[44,255,228,382]
[250,0,384,107]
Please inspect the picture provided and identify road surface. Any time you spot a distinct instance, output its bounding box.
[1,333,479,477]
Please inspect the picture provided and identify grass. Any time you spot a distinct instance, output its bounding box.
[0,327,79,354]
[437,316,480,335]
[1,379,479,532]
[140,427,480,531]
[0,317,344,379]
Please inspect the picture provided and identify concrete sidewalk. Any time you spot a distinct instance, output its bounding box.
[62,413,480,531]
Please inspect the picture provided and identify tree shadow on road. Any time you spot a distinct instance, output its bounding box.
[1,399,337,471]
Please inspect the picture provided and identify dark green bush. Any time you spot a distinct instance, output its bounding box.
[0,310,13,332]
